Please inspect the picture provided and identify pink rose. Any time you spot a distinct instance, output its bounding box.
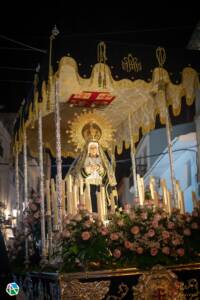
[123,203,131,213]
[33,212,40,219]
[110,233,119,241]
[172,238,181,246]
[55,232,62,240]
[162,246,170,255]
[81,231,91,241]
[154,214,162,222]
[113,249,121,258]
[29,203,37,212]
[141,212,148,220]
[64,218,71,225]
[162,231,170,240]
[177,248,185,257]
[147,229,155,237]
[151,220,159,228]
[131,226,140,235]
[77,203,85,210]
[134,197,139,203]
[124,240,133,249]
[129,212,135,220]
[74,214,82,222]
[62,230,71,238]
[35,196,41,203]
[100,227,109,236]
[136,247,144,254]
[117,219,124,227]
[192,211,198,217]
[183,228,191,236]
[150,247,158,256]
[167,222,175,229]
[84,220,92,228]
[191,222,198,229]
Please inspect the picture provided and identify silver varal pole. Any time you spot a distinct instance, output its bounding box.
[128,113,138,198]
[23,128,29,267]
[156,47,177,208]
[164,97,178,207]
[55,79,63,231]
[38,107,47,262]
[15,143,20,226]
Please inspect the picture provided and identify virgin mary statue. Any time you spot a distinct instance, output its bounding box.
[65,112,118,220]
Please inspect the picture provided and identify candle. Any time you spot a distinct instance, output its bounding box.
[46,179,51,215]
[73,184,78,214]
[68,175,72,193]
[110,192,115,213]
[62,180,66,215]
[80,177,84,195]
[100,186,106,217]
[160,179,168,212]
[79,178,85,207]
[85,183,92,212]
[150,177,158,207]
[167,190,172,215]
[97,191,103,221]
[66,175,73,214]
[137,174,144,206]
[149,177,154,200]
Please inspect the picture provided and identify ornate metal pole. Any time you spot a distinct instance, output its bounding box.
[128,113,138,199]
[15,143,20,226]
[23,127,29,267]
[38,107,47,263]
[55,78,63,231]
[47,25,59,110]
[156,47,177,207]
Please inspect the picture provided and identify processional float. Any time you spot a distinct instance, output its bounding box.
[13,28,200,264]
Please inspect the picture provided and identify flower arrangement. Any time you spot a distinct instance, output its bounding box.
[8,189,41,269]
[56,208,111,272]
[57,202,200,272]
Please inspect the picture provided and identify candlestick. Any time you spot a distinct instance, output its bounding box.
[97,191,103,221]
[73,184,78,213]
[100,186,106,217]
[68,174,72,193]
[85,183,92,212]
[167,190,172,215]
[62,180,66,215]
[80,177,84,195]
[137,174,144,206]
[160,179,168,212]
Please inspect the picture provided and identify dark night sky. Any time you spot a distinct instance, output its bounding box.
[0,2,199,113]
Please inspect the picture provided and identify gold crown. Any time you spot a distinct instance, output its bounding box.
[82,122,102,142]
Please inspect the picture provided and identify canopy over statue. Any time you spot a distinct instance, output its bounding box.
[11,35,200,267]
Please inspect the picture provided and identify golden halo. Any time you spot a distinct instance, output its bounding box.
[67,111,115,150]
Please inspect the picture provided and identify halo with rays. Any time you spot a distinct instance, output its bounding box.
[67,111,115,151]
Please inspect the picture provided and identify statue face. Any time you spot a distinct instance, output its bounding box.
[88,142,99,157]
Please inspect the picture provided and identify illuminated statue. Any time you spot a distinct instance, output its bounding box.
[66,112,118,219]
